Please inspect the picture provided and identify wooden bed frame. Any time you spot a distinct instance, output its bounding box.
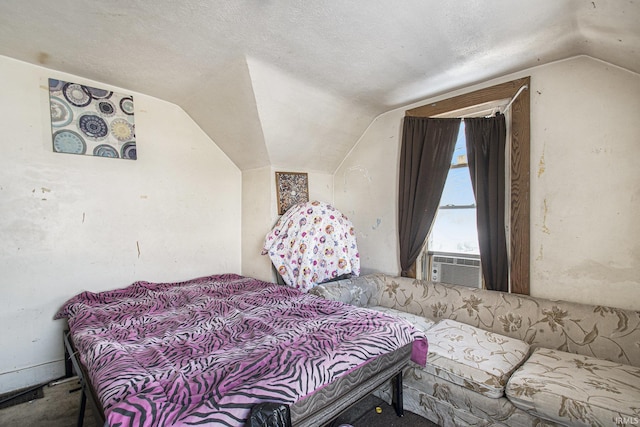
[64,330,408,427]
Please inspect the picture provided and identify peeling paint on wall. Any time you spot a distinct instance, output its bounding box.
[542,199,550,234]
[40,187,51,201]
[538,142,546,177]
[565,259,639,282]
[31,187,52,201]
[342,165,372,191]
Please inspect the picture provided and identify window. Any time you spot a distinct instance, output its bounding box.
[405,77,530,294]
[428,122,480,255]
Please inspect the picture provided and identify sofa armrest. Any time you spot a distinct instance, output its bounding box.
[309,275,381,307]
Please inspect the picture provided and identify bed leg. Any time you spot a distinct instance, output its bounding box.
[64,344,74,378]
[391,371,404,417]
[77,389,86,427]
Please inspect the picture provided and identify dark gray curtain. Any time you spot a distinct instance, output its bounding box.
[398,117,461,277]
[465,114,509,292]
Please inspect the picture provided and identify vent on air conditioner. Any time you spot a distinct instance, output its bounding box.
[430,254,481,288]
[433,255,480,267]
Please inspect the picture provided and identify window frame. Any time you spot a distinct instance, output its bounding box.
[405,77,531,295]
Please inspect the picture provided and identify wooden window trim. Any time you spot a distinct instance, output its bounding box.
[405,77,531,295]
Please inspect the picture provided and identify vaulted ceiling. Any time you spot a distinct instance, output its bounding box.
[1,1,638,172]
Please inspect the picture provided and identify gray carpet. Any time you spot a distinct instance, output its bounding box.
[328,394,438,427]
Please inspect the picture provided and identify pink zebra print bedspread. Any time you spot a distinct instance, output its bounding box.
[55,273,428,426]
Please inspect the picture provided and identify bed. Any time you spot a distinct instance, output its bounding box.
[55,273,428,426]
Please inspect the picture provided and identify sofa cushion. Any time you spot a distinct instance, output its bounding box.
[424,319,530,399]
[368,306,436,333]
[506,347,640,426]
[390,365,549,427]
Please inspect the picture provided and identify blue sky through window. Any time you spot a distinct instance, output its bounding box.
[428,122,480,255]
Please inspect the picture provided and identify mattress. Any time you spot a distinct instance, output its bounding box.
[56,273,427,426]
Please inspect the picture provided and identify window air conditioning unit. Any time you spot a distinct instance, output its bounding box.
[430,254,481,288]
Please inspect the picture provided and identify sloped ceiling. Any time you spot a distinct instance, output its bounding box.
[1,1,638,172]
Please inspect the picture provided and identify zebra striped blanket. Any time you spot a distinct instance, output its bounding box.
[56,274,427,426]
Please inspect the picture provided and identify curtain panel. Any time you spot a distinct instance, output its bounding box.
[398,117,461,277]
[465,114,509,292]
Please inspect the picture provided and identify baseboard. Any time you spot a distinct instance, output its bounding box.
[0,359,65,395]
[0,384,45,409]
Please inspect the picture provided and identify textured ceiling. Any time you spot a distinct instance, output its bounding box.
[1,1,638,172]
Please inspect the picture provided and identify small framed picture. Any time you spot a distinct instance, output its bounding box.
[275,172,309,215]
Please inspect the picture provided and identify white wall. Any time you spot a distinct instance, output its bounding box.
[334,56,640,311]
[242,166,275,282]
[334,117,403,274]
[0,56,242,393]
[530,57,640,306]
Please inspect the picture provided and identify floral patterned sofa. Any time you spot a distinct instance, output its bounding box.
[310,273,640,427]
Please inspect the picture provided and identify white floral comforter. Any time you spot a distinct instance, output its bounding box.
[262,201,360,292]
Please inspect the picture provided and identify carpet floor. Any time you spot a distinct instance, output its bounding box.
[328,393,438,427]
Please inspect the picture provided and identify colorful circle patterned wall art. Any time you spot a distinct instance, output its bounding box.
[49,96,74,127]
[93,144,119,158]
[87,87,113,99]
[78,113,109,140]
[110,118,134,142]
[119,97,135,115]
[63,83,92,107]
[121,142,137,160]
[96,100,116,117]
[48,78,136,160]
[53,130,87,154]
